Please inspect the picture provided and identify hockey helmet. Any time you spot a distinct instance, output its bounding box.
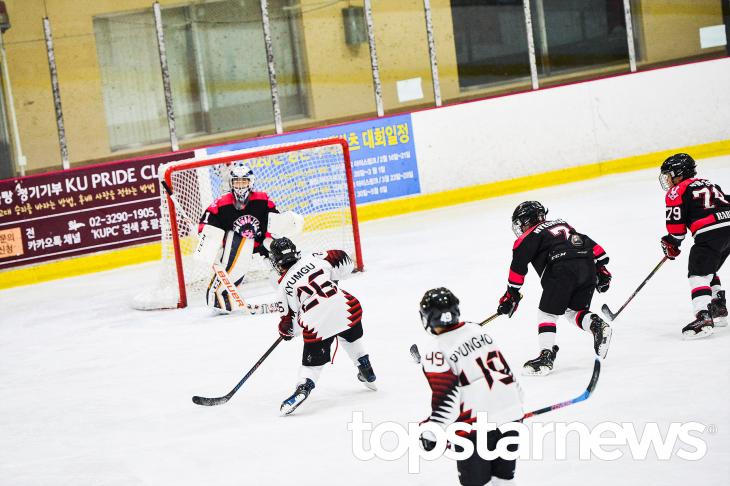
[659,153,696,191]
[270,237,300,274]
[419,287,460,335]
[511,201,547,237]
[229,165,255,209]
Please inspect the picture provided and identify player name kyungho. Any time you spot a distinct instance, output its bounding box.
[449,333,494,363]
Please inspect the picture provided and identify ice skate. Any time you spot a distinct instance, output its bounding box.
[682,310,714,339]
[280,379,315,415]
[709,291,727,327]
[523,345,559,376]
[356,355,377,390]
[589,314,612,358]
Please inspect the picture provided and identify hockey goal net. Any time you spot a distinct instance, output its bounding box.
[133,138,363,310]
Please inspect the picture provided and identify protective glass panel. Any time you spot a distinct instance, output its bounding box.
[631,0,727,69]
[371,0,436,112]
[442,0,532,104]
[92,13,170,150]
[283,0,377,125]
[529,0,630,85]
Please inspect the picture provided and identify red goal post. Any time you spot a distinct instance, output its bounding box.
[133,138,363,310]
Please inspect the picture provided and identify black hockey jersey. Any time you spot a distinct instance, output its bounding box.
[665,178,730,243]
[199,191,278,248]
[507,219,608,289]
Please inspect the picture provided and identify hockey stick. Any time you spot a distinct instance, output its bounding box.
[409,343,421,364]
[480,292,523,325]
[160,180,276,316]
[480,313,499,326]
[601,256,668,321]
[193,336,285,406]
[522,358,601,419]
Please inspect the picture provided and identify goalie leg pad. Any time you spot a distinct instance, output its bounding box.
[206,274,234,313]
[220,231,255,284]
[194,224,225,265]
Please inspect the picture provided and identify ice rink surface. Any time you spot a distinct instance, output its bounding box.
[1,156,729,485]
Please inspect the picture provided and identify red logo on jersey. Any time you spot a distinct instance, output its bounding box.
[233,214,261,238]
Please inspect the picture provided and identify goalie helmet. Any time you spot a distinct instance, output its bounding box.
[229,165,255,209]
[659,153,696,191]
[512,201,547,237]
[419,287,460,335]
[270,237,300,274]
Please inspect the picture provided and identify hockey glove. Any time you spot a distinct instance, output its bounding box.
[278,314,295,341]
[497,287,522,317]
[596,266,612,293]
[419,429,437,452]
[660,235,681,260]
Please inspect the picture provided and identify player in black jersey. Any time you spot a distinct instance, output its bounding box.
[194,165,302,312]
[496,201,612,375]
[659,153,730,338]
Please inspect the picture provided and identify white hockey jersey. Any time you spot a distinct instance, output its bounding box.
[420,322,523,433]
[277,250,361,342]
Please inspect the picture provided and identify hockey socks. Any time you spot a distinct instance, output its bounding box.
[690,275,714,315]
[340,338,377,390]
[536,310,558,350]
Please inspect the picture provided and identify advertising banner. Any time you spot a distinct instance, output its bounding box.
[0,152,194,270]
[206,113,421,204]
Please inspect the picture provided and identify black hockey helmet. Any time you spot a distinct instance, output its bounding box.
[419,287,460,335]
[269,237,300,273]
[511,201,547,237]
[659,153,696,191]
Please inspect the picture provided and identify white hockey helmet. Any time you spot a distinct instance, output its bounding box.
[229,164,255,209]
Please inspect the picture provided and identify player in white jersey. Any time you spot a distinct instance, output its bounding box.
[418,288,523,486]
[269,237,376,415]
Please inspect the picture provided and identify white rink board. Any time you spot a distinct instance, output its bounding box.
[0,156,728,485]
[410,58,730,195]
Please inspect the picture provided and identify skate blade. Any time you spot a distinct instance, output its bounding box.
[712,317,728,328]
[597,326,613,359]
[682,327,714,340]
[362,381,378,391]
[280,392,309,416]
[522,366,552,376]
[358,375,378,391]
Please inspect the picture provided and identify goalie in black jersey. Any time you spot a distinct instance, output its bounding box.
[496,201,612,375]
[659,153,729,338]
[194,164,303,313]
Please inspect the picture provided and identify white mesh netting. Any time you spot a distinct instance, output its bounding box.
[132,140,361,309]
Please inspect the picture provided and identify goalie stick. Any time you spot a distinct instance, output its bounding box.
[601,256,668,321]
[408,344,601,419]
[160,180,279,315]
[193,336,284,406]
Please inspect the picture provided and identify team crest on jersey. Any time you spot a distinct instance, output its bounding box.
[233,214,261,238]
[668,186,680,201]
